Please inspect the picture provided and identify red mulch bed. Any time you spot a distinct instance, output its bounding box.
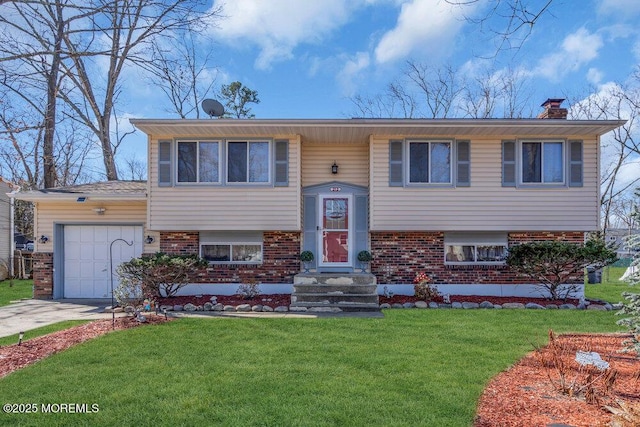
[156,293,579,308]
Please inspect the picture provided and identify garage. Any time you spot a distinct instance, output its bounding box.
[63,225,144,298]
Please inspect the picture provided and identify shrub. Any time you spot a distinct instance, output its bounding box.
[116,252,208,303]
[413,272,440,301]
[237,280,260,300]
[506,238,618,301]
[357,250,372,262]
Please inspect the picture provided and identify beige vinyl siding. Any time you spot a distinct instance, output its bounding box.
[370,136,599,231]
[148,136,301,231]
[34,201,148,251]
[301,142,369,187]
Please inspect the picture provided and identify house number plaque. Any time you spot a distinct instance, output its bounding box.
[330,187,341,192]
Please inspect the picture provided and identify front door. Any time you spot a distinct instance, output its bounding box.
[318,195,352,268]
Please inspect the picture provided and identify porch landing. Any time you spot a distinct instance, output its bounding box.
[291,273,379,312]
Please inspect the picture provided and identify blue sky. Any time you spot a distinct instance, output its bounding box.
[189,0,640,119]
[123,0,640,191]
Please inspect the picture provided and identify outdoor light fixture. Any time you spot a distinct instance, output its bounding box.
[163,308,167,320]
[93,207,106,215]
[331,161,339,174]
[39,235,49,244]
[18,331,24,346]
[145,235,155,244]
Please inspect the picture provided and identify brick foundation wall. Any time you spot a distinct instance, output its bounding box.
[160,231,301,284]
[32,252,53,299]
[370,231,585,285]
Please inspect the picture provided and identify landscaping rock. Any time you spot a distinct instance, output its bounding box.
[502,303,525,309]
[545,304,559,309]
[403,302,416,309]
[379,303,391,309]
[251,304,263,312]
[525,303,545,310]
[428,302,439,309]
[236,304,251,312]
[559,304,576,310]
[604,303,613,311]
[438,303,452,309]
[587,304,607,311]
[452,302,463,309]
[262,305,274,312]
[414,301,428,309]
[289,306,308,312]
[274,306,289,312]
[223,305,235,312]
[392,303,404,309]
[309,307,342,313]
[183,303,196,312]
[196,305,203,311]
[479,301,494,309]
[462,302,480,309]
[612,303,624,310]
[577,303,588,310]
[160,305,172,312]
[212,303,224,311]
[209,296,218,304]
[493,304,502,309]
[203,302,213,311]
[173,305,183,312]
[124,305,135,314]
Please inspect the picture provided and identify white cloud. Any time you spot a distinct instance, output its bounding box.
[587,68,604,85]
[533,28,603,81]
[598,0,640,18]
[374,0,474,64]
[212,0,358,69]
[337,52,371,96]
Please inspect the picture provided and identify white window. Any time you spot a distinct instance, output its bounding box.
[444,232,508,265]
[199,231,263,264]
[177,141,220,183]
[407,140,452,184]
[521,140,564,184]
[227,141,270,183]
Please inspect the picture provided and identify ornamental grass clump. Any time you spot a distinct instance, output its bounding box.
[413,272,440,301]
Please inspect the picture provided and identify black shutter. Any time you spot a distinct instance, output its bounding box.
[274,139,289,186]
[502,140,516,187]
[158,140,172,186]
[568,140,583,187]
[389,140,404,187]
[456,140,470,187]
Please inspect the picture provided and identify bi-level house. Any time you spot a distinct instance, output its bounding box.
[14,100,624,301]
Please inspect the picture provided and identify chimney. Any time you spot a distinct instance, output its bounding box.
[538,98,567,119]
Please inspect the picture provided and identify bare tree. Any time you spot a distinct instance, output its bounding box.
[405,61,462,118]
[143,33,218,119]
[446,0,555,56]
[568,82,640,234]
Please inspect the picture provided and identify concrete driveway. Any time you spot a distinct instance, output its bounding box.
[0,299,118,339]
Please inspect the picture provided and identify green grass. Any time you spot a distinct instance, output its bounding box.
[0,310,622,426]
[0,279,33,306]
[0,321,89,347]
[585,266,636,303]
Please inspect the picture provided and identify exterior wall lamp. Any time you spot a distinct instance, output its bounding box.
[331,161,339,174]
[39,235,49,244]
[145,235,155,244]
[93,207,106,215]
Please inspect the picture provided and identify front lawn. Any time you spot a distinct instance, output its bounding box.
[585,266,636,303]
[0,279,32,306]
[0,310,621,426]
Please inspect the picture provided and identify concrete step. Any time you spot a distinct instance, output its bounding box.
[290,301,380,312]
[292,293,379,304]
[292,273,379,311]
[292,284,377,294]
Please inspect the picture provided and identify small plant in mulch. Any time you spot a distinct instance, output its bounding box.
[413,272,440,302]
[237,280,261,300]
[534,329,618,405]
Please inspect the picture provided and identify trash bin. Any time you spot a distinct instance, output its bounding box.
[587,267,602,284]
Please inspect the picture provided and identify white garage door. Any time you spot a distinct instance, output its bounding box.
[63,225,143,298]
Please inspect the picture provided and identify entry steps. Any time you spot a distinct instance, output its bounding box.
[291,273,379,312]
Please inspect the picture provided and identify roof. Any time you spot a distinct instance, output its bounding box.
[12,180,147,202]
[129,118,626,145]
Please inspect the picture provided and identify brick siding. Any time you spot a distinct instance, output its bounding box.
[370,231,585,285]
[160,231,301,284]
[32,252,53,299]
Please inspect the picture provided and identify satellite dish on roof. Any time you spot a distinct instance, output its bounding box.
[201,99,224,118]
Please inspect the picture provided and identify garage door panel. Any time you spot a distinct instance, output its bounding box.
[63,225,143,299]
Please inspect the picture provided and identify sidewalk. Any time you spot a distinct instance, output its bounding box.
[0,299,118,338]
